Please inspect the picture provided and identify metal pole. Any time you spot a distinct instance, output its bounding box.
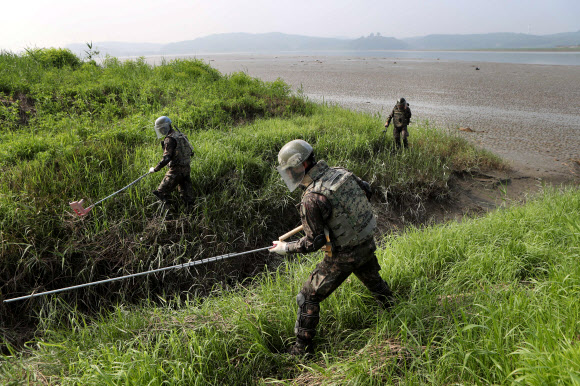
[89,172,152,210]
[3,246,271,303]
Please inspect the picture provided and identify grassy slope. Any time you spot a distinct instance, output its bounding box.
[1,187,578,385]
[1,51,501,318]
[3,50,553,384]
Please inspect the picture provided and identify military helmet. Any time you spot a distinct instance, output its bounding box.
[397,97,406,106]
[277,139,313,192]
[154,116,172,139]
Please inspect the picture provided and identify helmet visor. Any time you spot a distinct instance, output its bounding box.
[154,126,165,139]
[277,164,305,192]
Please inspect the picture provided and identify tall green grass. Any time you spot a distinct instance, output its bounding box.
[1,187,578,384]
[1,50,502,349]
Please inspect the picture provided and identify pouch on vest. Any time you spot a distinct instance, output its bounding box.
[322,227,332,258]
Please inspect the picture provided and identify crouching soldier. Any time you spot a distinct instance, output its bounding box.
[270,139,395,356]
[149,116,195,210]
[385,98,412,149]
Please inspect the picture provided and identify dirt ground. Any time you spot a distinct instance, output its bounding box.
[143,53,579,223]
[183,53,579,224]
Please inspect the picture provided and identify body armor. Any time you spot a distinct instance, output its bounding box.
[393,104,410,128]
[166,131,194,168]
[303,161,376,248]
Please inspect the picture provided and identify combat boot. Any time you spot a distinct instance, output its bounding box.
[393,138,402,150]
[371,281,396,310]
[152,190,165,202]
[287,338,314,357]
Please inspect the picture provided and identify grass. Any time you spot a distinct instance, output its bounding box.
[0,49,502,330]
[1,46,576,385]
[1,186,578,384]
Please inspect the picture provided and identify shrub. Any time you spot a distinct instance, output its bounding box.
[24,48,82,69]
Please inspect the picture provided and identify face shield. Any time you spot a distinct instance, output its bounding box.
[276,139,313,192]
[154,126,167,139]
[277,163,305,192]
[154,116,172,139]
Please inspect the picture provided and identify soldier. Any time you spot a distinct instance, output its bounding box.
[270,139,394,356]
[149,116,195,210]
[384,98,412,149]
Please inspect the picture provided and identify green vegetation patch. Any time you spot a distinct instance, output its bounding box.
[0,51,502,352]
[1,187,578,384]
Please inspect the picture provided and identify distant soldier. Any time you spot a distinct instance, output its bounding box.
[270,139,395,356]
[384,98,412,149]
[149,116,195,209]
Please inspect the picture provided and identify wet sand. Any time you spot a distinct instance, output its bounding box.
[150,54,580,181]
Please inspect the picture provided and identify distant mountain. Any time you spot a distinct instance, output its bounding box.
[346,35,409,50]
[162,32,348,54]
[402,31,580,50]
[67,33,408,57]
[66,31,580,57]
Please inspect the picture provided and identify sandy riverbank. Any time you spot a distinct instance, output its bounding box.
[147,53,580,181]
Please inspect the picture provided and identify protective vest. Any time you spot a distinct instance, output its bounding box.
[303,161,376,248]
[393,105,410,128]
[167,131,194,167]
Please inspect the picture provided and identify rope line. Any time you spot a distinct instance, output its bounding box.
[4,246,271,303]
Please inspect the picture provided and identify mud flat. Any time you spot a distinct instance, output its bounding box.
[146,53,579,182]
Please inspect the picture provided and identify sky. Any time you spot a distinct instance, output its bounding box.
[1,0,579,52]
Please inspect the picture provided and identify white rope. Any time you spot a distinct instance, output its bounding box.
[4,246,271,303]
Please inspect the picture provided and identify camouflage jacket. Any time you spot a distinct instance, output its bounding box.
[154,130,193,171]
[287,161,374,261]
[386,103,412,128]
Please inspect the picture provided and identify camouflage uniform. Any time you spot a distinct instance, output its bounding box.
[286,160,394,351]
[153,130,195,206]
[386,103,412,149]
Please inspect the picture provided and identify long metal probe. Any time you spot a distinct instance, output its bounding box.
[3,246,270,303]
[70,172,152,216]
[89,172,152,209]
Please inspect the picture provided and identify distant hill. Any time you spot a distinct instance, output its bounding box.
[67,33,409,57]
[402,31,580,50]
[346,34,408,50]
[162,32,348,54]
[66,31,580,57]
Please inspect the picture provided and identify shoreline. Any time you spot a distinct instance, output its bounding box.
[164,54,579,182]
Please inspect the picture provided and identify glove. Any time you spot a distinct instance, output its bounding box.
[149,167,157,173]
[384,122,390,128]
[269,240,288,255]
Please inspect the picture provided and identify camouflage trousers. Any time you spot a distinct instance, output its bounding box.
[393,126,409,149]
[294,239,393,344]
[153,166,194,206]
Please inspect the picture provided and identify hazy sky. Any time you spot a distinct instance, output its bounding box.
[2,0,578,52]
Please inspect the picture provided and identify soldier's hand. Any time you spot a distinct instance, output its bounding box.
[149,167,157,173]
[269,240,288,255]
